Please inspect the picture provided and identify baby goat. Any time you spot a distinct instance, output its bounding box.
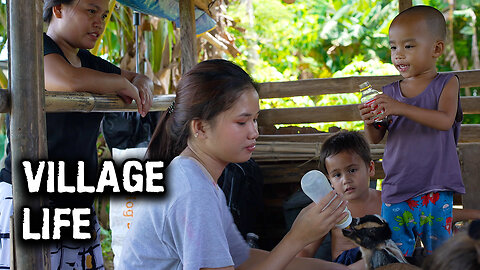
[342,214,418,270]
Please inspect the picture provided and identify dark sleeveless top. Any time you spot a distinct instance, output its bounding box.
[381,73,465,204]
[0,34,120,208]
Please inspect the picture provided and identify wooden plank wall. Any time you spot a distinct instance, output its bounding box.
[253,70,480,248]
[254,70,480,176]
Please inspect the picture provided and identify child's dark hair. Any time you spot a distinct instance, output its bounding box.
[319,131,371,174]
[43,0,76,23]
[393,5,446,41]
[147,59,258,166]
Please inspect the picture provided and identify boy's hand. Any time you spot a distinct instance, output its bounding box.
[358,103,376,125]
[359,98,388,144]
[131,74,154,117]
[370,94,405,119]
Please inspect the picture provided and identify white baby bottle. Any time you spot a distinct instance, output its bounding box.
[301,170,352,229]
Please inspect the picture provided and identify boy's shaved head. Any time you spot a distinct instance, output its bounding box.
[391,5,446,41]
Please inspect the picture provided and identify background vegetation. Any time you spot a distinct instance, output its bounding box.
[226,0,480,130]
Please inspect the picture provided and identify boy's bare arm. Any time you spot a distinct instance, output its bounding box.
[358,104,387,144]
[453,208,480,224]
[347,260,366,270]
[240,249,349,270]
[372,77,459,131]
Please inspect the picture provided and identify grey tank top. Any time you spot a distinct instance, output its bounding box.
[381,73,465,204]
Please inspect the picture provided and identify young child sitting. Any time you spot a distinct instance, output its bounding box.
[359,5,465,257]
[298,131,380,270]
[296,131,480,269]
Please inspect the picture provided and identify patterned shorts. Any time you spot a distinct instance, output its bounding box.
[382,191,453,257]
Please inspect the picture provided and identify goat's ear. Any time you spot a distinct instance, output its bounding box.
[373,214,386,224]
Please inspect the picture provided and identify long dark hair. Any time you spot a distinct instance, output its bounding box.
[147,59,258,166]
[43,0,76,23]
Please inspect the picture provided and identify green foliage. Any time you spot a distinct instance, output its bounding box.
[148,19,175,73]
[0,2,6,56]
[227,0,400,131]
[97,4,134,65]
[0,1,7,88]
[100,226,114,265]
[463,114,480,124]
[228,0,397,81]
[228,0,480,129]
[0,133,5,160]
[228,0,401,132]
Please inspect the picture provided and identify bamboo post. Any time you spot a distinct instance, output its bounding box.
[179,0,197,74]
[398,0,412,12]
[9,0,49,268]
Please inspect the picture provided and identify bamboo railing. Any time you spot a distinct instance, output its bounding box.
[0,71,478,192]
[0,89,175,113]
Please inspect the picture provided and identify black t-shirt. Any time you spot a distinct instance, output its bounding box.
[0,34,121,208]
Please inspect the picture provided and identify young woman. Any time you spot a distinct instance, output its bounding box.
[118,59,350,270]
[0,0,153,268]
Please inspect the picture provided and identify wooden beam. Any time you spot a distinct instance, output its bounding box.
[259,161,385,184]
[258,75,401,99]
[253,141,386,161]
[258,96,480,126]
[260,162,320,185]
[201,32,230,55]
[460,96,480,114]
[458,124,480,143]
[257,124,480,144]
[258,141,478,185]
[458,143,480,209]
[399,0,413,13]
[179,0,197,74]
[257,70,480,99]
[259,104,359,125]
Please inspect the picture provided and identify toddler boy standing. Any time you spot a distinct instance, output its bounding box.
[359,5,465,257]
